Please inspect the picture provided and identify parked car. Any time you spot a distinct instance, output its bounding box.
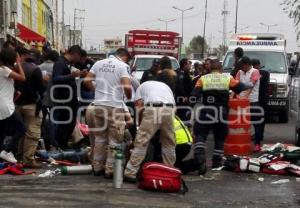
[130,54,180,81]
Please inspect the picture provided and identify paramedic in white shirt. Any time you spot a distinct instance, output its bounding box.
[124,79,176,182]
[84,48,132,177]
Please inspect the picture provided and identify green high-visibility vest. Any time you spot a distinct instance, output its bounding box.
[201,73,231,91]
[173,116,192,145]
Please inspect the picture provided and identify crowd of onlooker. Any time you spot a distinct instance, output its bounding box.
[0,41,96,168]
[0,40,269,182]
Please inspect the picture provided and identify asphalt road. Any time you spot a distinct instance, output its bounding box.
[0,114,299,208]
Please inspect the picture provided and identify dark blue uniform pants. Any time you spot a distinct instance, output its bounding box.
[193,107,229,166]
[251,102,265,145]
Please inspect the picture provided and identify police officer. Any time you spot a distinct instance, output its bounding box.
[192,59,251,174]
[140,59,160,84]
[175,59,193,125]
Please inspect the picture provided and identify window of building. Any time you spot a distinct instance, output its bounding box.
[22,2,32,28]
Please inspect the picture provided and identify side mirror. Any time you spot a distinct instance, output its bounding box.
[289,67,296,76]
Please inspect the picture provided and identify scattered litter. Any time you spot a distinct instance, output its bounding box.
[262,143,284,152]
[269,162,290,171]
[211,166,224,171]
[248,158,260,173]
[38,169,61,178]
[271,179,290,184]
[286,146,300,152]
[258,177,264,182]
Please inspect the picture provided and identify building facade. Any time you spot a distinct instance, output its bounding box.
[0,0,58,49]
[18,0,56,45]
[104,38,123,53]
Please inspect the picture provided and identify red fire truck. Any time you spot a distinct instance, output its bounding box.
[125,30,182,59]
[125,30,182,80]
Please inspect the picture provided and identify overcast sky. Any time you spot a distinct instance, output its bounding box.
[63,0,298,52]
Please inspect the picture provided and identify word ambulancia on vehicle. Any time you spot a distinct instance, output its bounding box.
[237,41,279,46]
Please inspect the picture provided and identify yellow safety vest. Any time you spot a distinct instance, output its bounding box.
[173,116,193,145]
[201,72,231,91]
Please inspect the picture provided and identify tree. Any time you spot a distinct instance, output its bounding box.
[282,0,300,39]
[186,35,208,56]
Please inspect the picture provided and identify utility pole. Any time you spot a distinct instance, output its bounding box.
[172,6,194,44]
[235,0,239,34]
[208,33,215,55]
[3,0,7,43]
[79,17,84,47]
[62,0,65,49]
[202,0,208,58]
[73,8,85,46]
[158,18,176,31]
[222,0,229,56]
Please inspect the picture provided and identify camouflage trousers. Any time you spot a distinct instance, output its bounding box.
[125,106,176,178]
[89,105,125,174]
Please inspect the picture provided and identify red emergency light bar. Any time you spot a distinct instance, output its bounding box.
[233,33,285,41]
[237,35,257,40]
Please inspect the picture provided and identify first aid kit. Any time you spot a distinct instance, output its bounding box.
[138,162,188,194]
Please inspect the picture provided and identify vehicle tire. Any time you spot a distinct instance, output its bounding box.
[279,110,289,123]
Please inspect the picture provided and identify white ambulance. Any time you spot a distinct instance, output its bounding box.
[223,33,290,122]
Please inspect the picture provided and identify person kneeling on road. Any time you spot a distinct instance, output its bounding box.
[124,78,176,183]
[192,59,252,175]
[148,116,195,174]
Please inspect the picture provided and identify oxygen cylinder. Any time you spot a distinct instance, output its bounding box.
[113,149,124,189]
[60,165,92,175]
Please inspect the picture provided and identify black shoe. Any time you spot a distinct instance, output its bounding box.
[198,162,207,175]
[93,170,105,176]
[124,176,137,183]
[104,173,113,179]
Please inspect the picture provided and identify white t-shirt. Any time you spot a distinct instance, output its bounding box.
[90,55,130,108]
[236,67,260,103]
[135,81,175,104]
[0,66,15,120]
